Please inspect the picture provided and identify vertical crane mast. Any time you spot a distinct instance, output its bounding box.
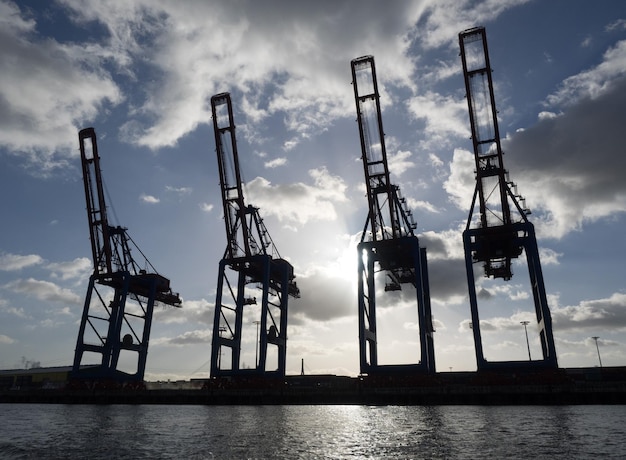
[213,94,255,260]
[351,56,435,375]
[210,93,299,379]
[352,57,399,242]
[81,131,113,275]
[459,27,558,370]
[72,128,181,384]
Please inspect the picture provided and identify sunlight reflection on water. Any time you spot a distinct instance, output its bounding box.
[1,404,626,459]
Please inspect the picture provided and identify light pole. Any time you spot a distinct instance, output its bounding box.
[520,321,531,361]
[253,320,260,368]
[218,326,226,368]
[592,336,603,368]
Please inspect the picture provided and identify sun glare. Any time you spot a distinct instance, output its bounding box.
[326,241,359,285]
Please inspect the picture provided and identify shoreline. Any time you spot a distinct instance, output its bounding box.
[3,366,626,405]
[3,383,625,405]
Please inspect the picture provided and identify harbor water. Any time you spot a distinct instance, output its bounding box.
[1,404,626,459]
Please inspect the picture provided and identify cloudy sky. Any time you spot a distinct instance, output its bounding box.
[1,0,625,379]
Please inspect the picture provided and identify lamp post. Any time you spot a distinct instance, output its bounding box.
[253,320,260,368]
[218,326,226,368]
[592,336,603,368]
[520,321,531,361]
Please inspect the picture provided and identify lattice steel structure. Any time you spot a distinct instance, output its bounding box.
[72,128,182,383]
[459,27,557,370]
[210,93,299,379]
[351,56,435,375]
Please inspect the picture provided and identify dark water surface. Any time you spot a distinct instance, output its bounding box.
[1,404,625,459]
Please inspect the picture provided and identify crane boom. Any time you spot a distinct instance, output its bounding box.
[212,93,256,259]
[352,56,415,243]
[79,128,113,275]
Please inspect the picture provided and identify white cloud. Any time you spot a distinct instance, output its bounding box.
[552,293,626,332]
[477,312,539,333]
[546,40,626,107]
[420,228,465,260]
[153,328,213,346]
[0,1,34,33]
[1,0,537,163]
[538,248,562,266]
[165,185,192,195]
[3,278,82,306]
[0,334,15,344]
[154,297,213,325]
[199,202,214,213]
[245,167,348,225]
[140,193,160,204]
[0,1,122,168]
[537,111,558,120]
[55,0,432,150]
[415,229,470,303]
[505,76,626,238]
[264,157,287,169]
[388,150,415,177]
[406,91,469,145]
[0,253,43,271]
[409,199,440,214]
[606,19,626,32]
[282,139,299,151]
[443,148,475,212]
[416,0,532,49]
[47,257,92,280]
[0,302,29,319]
[428,153,444,168]
[292,267,355,322]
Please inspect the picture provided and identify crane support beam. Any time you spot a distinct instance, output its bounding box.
[209,93,299,380]
[459,27,557,370]
[358,238,434,375]
[72,128,181,385]
[351,56,435,375]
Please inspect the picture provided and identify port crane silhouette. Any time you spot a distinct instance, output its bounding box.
[351,56,435,375]
[71,128,182,383]
[209,93,299,379]
[459,27,558,370]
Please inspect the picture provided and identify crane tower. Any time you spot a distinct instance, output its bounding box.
[459,27,558,370]
[210,93,300,379]
[72,128,182,383]
[351,56,435,375]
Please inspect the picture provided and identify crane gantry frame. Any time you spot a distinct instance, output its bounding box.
[351,56,435,375]
[72,128,182,383]
[209,93,300,379]
[459,27,558,370]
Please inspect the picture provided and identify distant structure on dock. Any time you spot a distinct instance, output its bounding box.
[72,128,182,383]
[351,56,435,375]
[458,27,558,370]
[209,93,300,379]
